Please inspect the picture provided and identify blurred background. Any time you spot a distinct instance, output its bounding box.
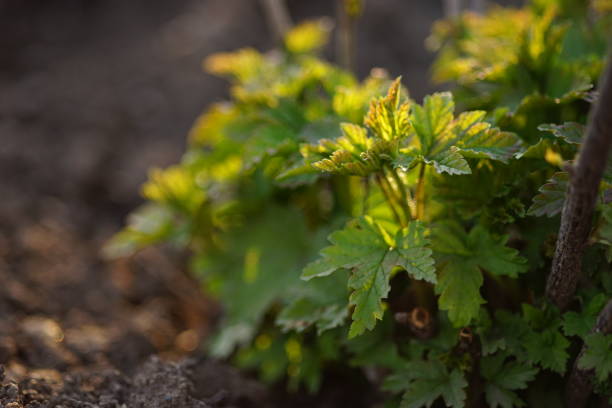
[0,0,521,233]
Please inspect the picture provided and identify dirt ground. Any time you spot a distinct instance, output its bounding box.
[0,0,514,406]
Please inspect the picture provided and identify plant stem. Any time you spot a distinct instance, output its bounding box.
[376,174,403,226]
[416,163,427,220]
[443,0,461,18]
[380,170,410,226]
[259,0,293,44]
[566,299,612,407]
[546,58,612,310]
[336,0,359,72]
[362,177,370,215]
[387,166,414,221]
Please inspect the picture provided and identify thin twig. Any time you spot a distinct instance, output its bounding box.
[566,300,612,407]
[259,0,293,43]
[546,59,612,310]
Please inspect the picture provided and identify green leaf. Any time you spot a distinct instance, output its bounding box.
[277,298,348,334]
[304,123,395,177]
[142,165,207,214]
[200,207,325,356]
[524,328,570,374]
[346,314,403,370]
[303,217,435,337]
[411,92,455,154]
[386,361,467,408]
[364,77,411,141]
[300,79,409,177]
[103,204,177,259]
[563,293,607,338]
[243,124,297,169]
[483,385,525,408]
[537,122,584,144]
[394,223,439,282]
[514,138,556,160]
[401,93,520,175]
[578,333,612,383]
[481,354,538,408]
[284,19,331,54]
[433,223,528,327]
[482,355,538,390]
[427,147,471,175]
[437,261,484,328]
[528,172,569,217]
[469,226,528,278]
[453,111,521,162]
[277,269,349,334]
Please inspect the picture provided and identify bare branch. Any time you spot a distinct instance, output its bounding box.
[566,300,612,407]
[259,0,293,43]
[546,59,612,310]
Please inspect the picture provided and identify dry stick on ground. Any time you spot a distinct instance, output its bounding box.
[259,0,293,43]
[546,59,612,310]
[566,300,612,407]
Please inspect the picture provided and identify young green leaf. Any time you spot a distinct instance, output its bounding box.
[395,94,521,175]
[312,128,394,176]
[364,77,411,141]
[297,78,408,177]
[303,217,435,337]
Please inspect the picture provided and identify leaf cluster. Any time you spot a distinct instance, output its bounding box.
[107,4,612,407]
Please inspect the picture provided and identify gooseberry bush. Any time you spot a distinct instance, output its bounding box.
[107,1,612,406]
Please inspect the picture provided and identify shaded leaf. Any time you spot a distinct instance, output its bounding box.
[482,354,538,408]
[528,172,569,217]
[578,333,612,383]
[524,328,570,374]
[538,122,584,144]
[384,361,467,408]
[433,224,527,327]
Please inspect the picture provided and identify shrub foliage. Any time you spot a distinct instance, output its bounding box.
[107,1,612,406]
